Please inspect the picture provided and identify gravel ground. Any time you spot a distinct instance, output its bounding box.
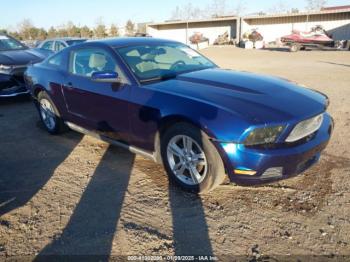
[0,47,350,261]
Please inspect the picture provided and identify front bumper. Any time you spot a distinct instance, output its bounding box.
[218,113,333,185]
[0,67,29,97]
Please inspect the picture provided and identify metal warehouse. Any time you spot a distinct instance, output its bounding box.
[147,17,239,45]
[242,7,350,43]
[147,6,350,44]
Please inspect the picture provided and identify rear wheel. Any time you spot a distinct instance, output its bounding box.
[37,91,66,134]
[161,122,226,193]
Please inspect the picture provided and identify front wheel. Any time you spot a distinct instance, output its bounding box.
[161,122,226,193]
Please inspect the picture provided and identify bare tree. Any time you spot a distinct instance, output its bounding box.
[66,21,80,37]
[306,0,327,11]
[94,18,107,38]
[17,19,35,40]
[125,20,135,36]
[234,0,247,16]
[170,0,244,21]
[57,28,68,37]
[36,28,47,40]
[269,0,289,14]
[47,27,57,38]
[171,3,206,20]
[109,24,119,37]
[170,6,182,20]
[210,0,228,17]
[80,26,92,38]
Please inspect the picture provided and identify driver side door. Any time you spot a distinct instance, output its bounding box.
[62,47,132,143]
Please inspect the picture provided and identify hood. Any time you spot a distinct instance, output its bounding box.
[151,68,326,124]
[0,48,46,66]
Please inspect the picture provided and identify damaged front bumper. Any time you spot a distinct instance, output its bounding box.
[0,67,29,97]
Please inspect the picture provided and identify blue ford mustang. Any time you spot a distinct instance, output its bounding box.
[24,37,333,193]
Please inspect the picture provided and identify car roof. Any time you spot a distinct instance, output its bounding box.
[44,37,87,42]
[89,37,181,48]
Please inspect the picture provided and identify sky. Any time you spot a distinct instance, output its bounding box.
[1,0,349,30]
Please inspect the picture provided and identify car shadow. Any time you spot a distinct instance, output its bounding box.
[0,97,83,217]
[0,95,31,106]
[166,124,215,256]
[262,47,291,52]
[0,132,83,217]
[35,145,134,259]
[319,61,350,68]
[32,141,214,258]
[137,95,217,256]
[168,186,213,256]
[32,144,215,259]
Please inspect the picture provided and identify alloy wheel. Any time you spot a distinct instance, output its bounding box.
[167,135,208,185]
[39,98,56,131]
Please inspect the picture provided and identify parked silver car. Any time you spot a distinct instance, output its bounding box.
[37,38,87,53]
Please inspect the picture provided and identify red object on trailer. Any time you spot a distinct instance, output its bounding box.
[280,25,338,51]
[281,29,333,45]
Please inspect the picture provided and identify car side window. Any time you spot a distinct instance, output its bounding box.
[48,53,63,67]
[69,48,123,78]
[41,41,54,51]
[55,41,66,52]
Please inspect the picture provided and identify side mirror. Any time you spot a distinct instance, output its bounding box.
[91,71,119,83]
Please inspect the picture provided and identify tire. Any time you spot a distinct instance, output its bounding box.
[161,122,226,194]
[37,91,66,134]
[290,43,301,52]
[345,40,350,51]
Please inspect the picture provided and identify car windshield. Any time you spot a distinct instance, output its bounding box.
[116,43,216,82]
[0,35,26,51]
[66,39,87,46]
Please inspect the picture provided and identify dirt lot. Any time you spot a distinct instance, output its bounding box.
[1,47,350,260]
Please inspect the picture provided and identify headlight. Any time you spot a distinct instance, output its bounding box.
[0,64,13,74]
[244,125,285,146]
[286,114,323,142]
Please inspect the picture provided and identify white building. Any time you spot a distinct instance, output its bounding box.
[241,7,350,43]
[147,17,239,45]
[147,6,350,44]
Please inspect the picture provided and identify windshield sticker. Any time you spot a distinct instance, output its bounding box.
[180,47,201,58]
[0,36,9,40]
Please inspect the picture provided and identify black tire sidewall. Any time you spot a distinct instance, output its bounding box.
[160,123,225,193]
[37,91,64,134]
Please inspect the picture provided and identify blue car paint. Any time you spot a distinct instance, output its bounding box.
[220,113,332,184]
[24,37,333,185]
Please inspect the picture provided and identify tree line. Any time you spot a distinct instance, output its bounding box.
[0,19,137,41]
[170,0,328,20]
